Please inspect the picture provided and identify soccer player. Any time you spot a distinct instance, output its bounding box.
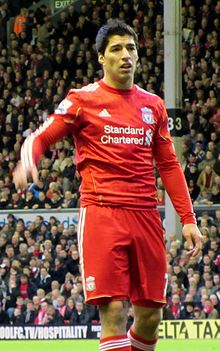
[13,22,203,351]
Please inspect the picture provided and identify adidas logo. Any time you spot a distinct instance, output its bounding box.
[98,109,111,117]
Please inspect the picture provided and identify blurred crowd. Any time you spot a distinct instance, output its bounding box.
[0,214,99,325]
[0,0,220,325]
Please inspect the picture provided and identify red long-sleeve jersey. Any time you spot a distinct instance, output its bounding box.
[21,80,196,224]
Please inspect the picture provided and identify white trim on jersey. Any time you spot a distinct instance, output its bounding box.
[77,207,87,300]
[70,82,100,93]
[21,133,35,172]
[34,117,55,137]
[20,117,54,172]
[136,85,157,97]
[99,337,131,351]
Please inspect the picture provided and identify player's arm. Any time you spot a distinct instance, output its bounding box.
[154,141,202,257]
[153,100,203,257]
[13,92,80,190]
[154,140,195,224]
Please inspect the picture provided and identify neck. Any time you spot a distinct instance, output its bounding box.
[102,77,133,90]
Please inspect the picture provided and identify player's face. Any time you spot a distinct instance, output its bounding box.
[98,34,138,89]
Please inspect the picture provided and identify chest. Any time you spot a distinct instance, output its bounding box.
[78,94,159,149]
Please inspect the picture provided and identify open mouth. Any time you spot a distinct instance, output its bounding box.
[120,63,132,69]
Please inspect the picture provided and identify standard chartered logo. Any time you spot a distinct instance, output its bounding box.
[101,125,153,146]
[145,129,153,146]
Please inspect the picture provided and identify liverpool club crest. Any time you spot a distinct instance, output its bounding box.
[141,107,154,124]
[85,276,96,291]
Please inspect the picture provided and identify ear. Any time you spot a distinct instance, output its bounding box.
[98,53,105,65]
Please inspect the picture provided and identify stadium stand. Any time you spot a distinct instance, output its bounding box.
[0,0,219,325]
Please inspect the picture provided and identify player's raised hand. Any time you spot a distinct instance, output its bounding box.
[182,223,203,258]
[13,161,39,190]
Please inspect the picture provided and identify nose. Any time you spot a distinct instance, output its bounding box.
[121,47,131,58]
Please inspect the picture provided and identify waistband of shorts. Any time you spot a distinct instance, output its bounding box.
[80,204,158,212]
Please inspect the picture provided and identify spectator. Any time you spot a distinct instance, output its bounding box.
[8,295,25,323]
[167,294,182,320]
[60,278,74,299]
[0,262,9,283]
[193,306,202,319]
[70,287,84,304]
[47,191,63,208]
[35,267,52,294]
[70,301,90,325]
[34,300,50,325]
[55,295,66,322]
[173,264,189,290]
[52,151,68,173]
[201,298,219,319]
[49,286,60,308]
[5,244,15,262]
[16,243,31,267]
[185,162,200,184]
[62,297,75,324]
[188,179,201,203]
[36,288,46,303]
[47,225,60,247]
[66,249,80,277]
[197,165,218,194]
[10,306,24,325]
[36,191,51,208]
[0,302,9,324]
[61,190,77,208]
[23,299,36,324]
[28,180,47,200]
[18,273,36,300]
[209,294,220,315]
[209,185,220,204]
[4,275,19,315]
[23,190,39,209]
[193,189,211,205]
[50,257,67,285]
[13,8,28,37]
[62,156,76,191]
[198,151,217,172]
[212,273,220,293]
[10,192,25,209]
[180,302,195,319]
[44,304,64,325]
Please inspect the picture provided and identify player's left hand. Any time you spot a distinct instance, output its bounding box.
[182,223,203,258]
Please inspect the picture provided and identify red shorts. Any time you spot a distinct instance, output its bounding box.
[77,205,167,306]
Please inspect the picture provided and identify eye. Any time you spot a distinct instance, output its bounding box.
[110,46,121,52]
[127,46,136,51]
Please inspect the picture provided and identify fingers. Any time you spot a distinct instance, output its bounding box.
[32,165,39,184]
[183,224,203,259]
[191,233,203,257]
[186,245,200,258]
[13,163,28,190]
[185,237,193,252]
[13,163,38,190]
[191,245,201,258]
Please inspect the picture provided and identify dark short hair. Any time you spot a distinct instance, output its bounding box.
[95,21,138,55]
